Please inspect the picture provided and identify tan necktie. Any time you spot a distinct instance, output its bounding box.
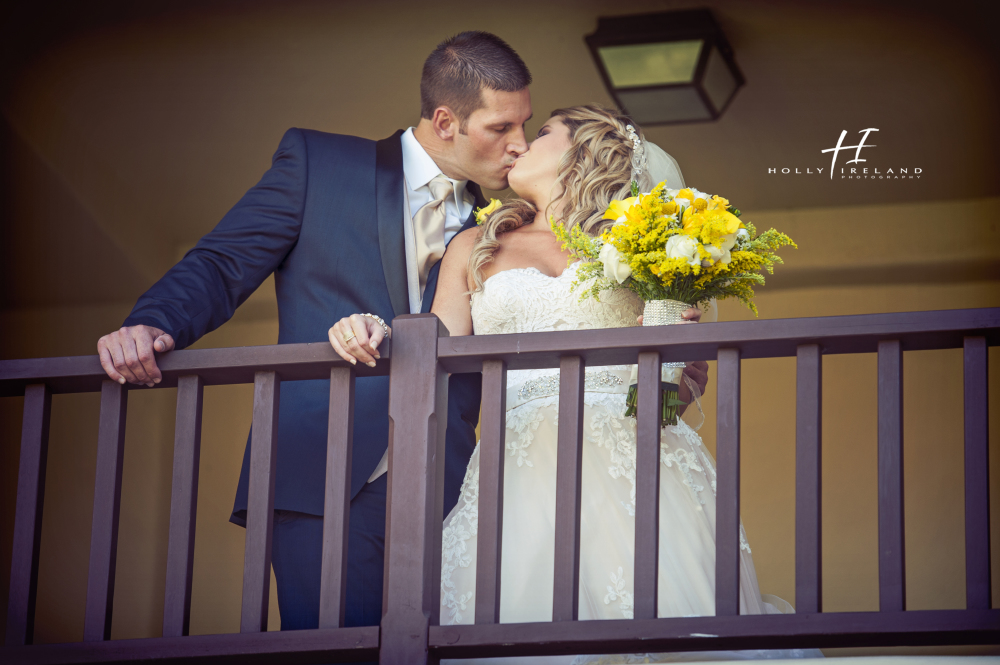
[412,174,453,294]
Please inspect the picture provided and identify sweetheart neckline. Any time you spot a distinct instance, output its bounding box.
[480,261,582,288]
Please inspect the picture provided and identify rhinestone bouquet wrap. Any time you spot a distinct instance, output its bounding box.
[641,299,689,327]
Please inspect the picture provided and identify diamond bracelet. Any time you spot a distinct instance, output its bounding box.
[361,313,390,339]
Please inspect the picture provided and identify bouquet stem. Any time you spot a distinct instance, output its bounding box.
[627,299,691,427]
[624,382,685,427]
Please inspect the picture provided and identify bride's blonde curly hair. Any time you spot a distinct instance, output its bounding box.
[468,104,644,291]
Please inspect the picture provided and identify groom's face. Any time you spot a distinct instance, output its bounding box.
[452,87,532,190]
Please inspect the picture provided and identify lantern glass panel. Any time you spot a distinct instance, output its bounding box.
[617,87,712,124]
[597,40,703,87]
[702,45,739,113]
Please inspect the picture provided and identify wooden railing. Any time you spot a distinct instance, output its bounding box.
[1,308,998,664]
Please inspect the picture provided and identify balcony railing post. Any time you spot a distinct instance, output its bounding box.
[475,359,507,625]
[552,355,585,622]
[634,351,662,620]
[963,336,991,610]
[795,344,823,614]
[715,348,741,616]
[240,371,281,633]
[163,375,205,638]
[84,380,129,642]
[4,383,51,647]
[319,367,355,629]
[877,340,905,612]
[381,314,449,665]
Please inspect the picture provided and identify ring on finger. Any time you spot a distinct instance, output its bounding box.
[343,331,356,343]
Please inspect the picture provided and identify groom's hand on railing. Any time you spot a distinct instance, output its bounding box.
[97,325,175,387]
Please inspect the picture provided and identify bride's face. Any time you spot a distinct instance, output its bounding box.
[507,117,572,204]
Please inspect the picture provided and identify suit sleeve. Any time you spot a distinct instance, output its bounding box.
[123,128,308,349]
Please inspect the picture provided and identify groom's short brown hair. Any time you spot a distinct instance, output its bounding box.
[420,31,532,131]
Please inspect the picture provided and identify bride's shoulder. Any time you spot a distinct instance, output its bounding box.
[449,227,480,253]
[442,227,479,268]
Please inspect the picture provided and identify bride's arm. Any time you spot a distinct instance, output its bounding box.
[430,227,477,336]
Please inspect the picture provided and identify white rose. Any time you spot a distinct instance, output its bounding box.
[705,244,729,264]
[705,232,738,264]
[665,234,701,267]
[599,242,632,284]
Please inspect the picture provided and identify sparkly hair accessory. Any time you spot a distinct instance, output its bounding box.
[625,124,647,193]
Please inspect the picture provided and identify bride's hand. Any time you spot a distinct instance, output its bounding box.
[636,304,703,326]
[328,314,391,368]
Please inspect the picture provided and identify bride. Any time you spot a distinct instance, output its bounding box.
[336,105,818,662]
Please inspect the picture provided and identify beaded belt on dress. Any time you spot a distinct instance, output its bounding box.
[505,367,632,411]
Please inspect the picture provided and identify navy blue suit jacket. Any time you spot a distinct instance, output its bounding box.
[123,128,484,521]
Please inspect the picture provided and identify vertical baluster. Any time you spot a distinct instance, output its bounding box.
[553,355,585,622]
[475,360,507,625]
[715,348,741,616]
[163,376,204,637]
[633,351,661,620]
[877,340,905,612]
[795,344,823,614]
[381,315,448,665]
[84,381,129,641]
[5,384,51,646]
[241,371,280,633]
[963,336,991,610]
[319,367,355,629]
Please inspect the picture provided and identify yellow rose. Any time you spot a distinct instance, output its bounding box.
[676,188,695,202]
[475,198,502,225]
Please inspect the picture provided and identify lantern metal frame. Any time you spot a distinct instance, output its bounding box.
[585,8,745,125]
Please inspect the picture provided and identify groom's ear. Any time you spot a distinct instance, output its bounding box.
[430,106,460,142]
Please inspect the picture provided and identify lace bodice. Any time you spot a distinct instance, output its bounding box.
[471,262,643,336]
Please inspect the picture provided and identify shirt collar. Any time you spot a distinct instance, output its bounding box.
[401,127,470,196]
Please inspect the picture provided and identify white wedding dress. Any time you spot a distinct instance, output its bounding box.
[439,262,820,663]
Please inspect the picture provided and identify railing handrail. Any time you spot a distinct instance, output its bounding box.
[438,307,1000,372]
[0,340,391,397]
[3,308,997,397]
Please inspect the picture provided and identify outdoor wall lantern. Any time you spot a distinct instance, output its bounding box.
[585,8,744,125]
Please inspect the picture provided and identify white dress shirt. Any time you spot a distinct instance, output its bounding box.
[400,127,474,314]
[369,129,474,482]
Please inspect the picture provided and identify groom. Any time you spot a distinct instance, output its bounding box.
[96,32,533,632]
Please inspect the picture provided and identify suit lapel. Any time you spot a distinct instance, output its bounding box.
[420,182,490,314]
[375,130,409,320]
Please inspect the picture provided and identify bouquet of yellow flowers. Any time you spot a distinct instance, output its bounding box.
[553,181,794,315]
[553,180,795,426]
